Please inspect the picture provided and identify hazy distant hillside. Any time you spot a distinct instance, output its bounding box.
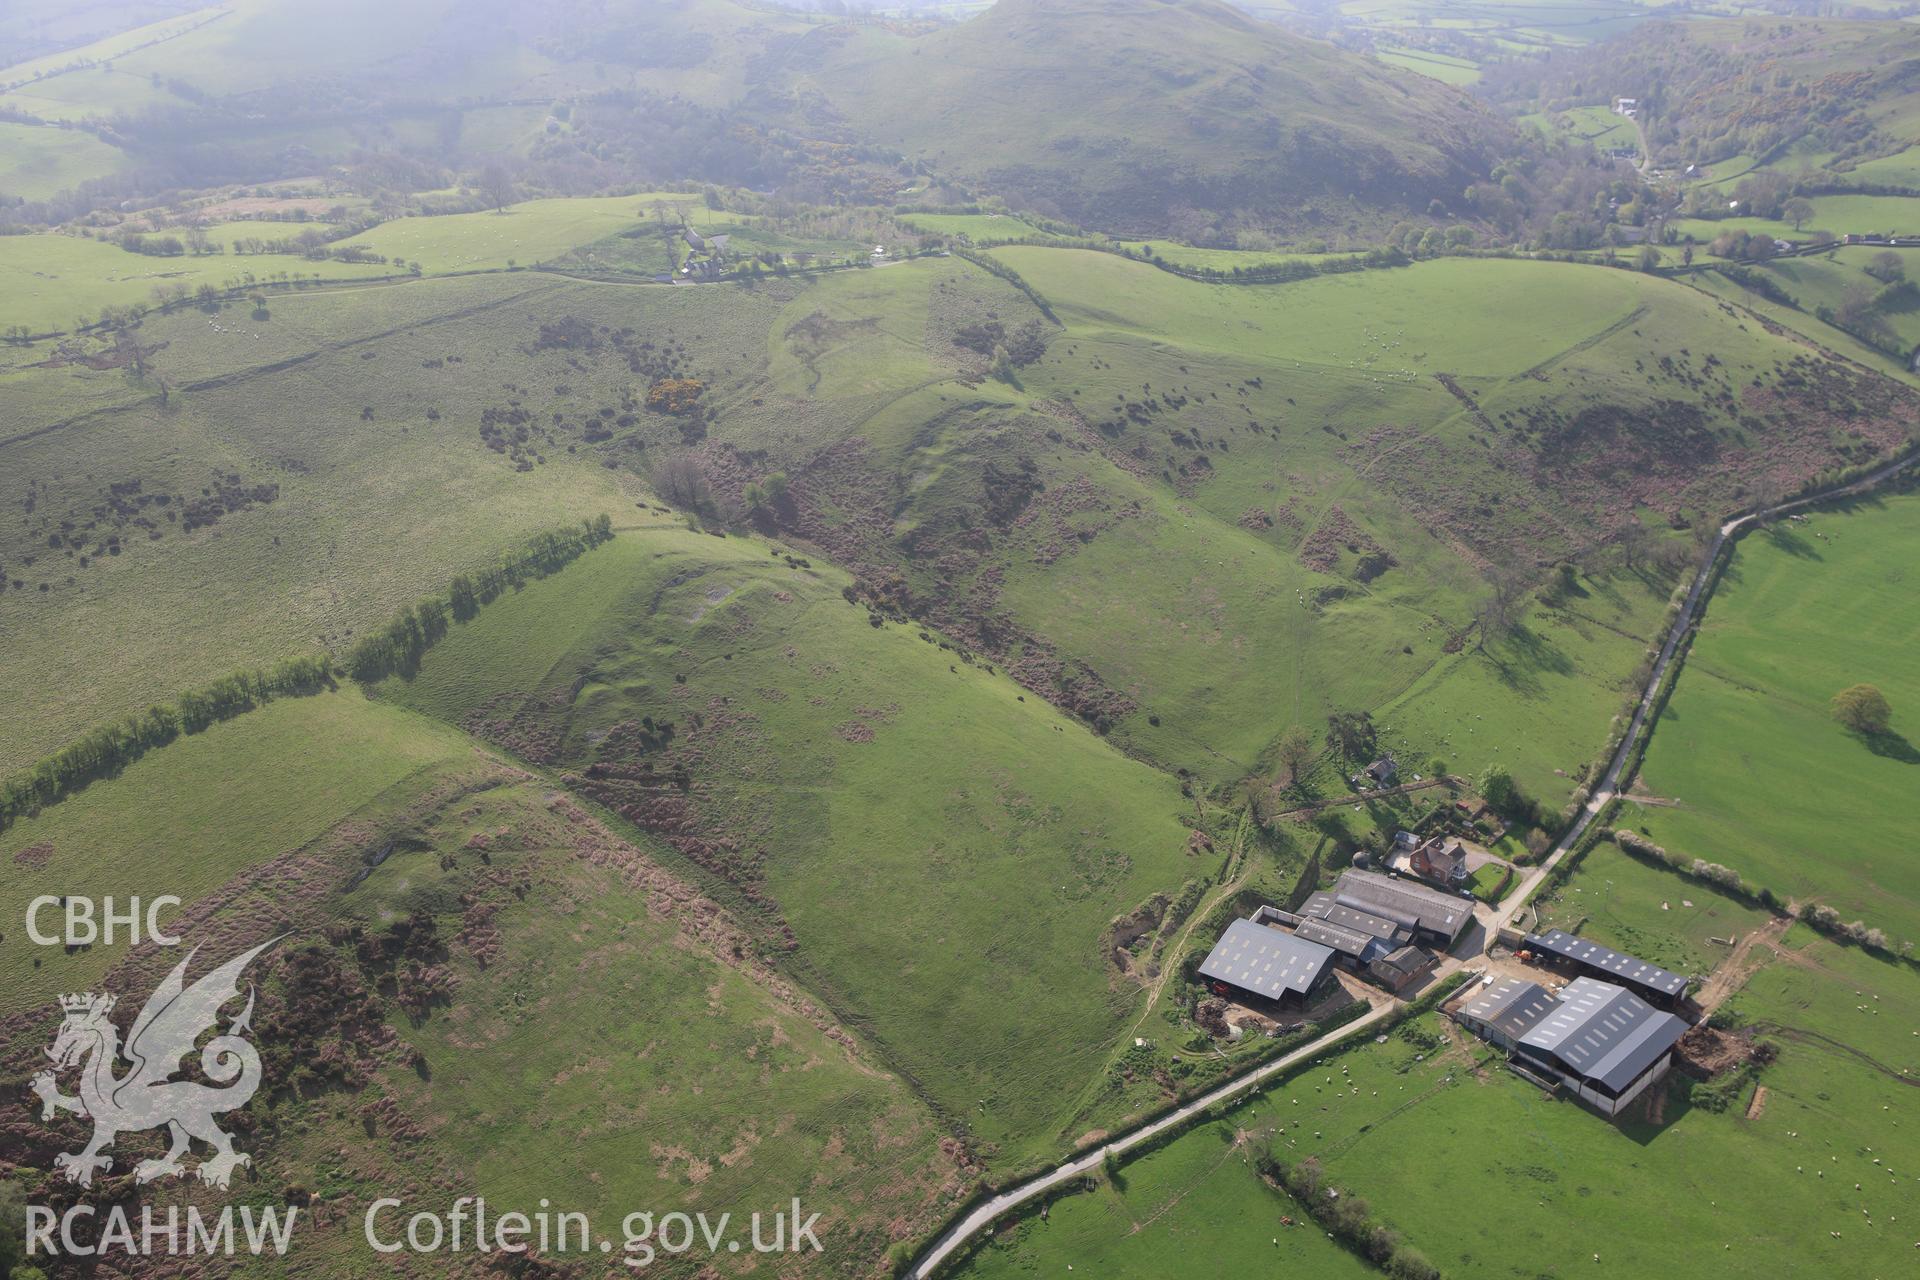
[0,0,204,68]
[0,0,1509,236]
[785,0,1510,233]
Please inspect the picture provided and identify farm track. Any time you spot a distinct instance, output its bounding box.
[0,278,562,452]
[1515,303,1649,382]
[1693,916,1792,1017]
[1751,1024,1920,1088]
[178,279,564,394]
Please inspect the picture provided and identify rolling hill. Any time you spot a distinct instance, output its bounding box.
[785,0,1511,234]
[0,0,1510,236]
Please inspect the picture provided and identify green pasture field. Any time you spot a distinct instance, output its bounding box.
[1837,146,1920,189]
[0,3,235,94]
[334,194,733,274]
[1742,247,1920,354]
[1522,103,1637,150]
[0,65,188,121]
[1533,839,1775,978]
[1626,492,1920,943]
[956,1115,1378,1280]
[0,121,126,200]
[978,976,1920,1279]
[1131,242,1374,271]
[379,526,1202,1168]
[0,687,477,1014]
[1678,193,1920,245]
[988,247,1646,375]
[1371,566,1679,803]
[896,211,1063,242]
[1682,265,1920,384]
[0,231,394,333]
[1375,45,1481,84]
[189,217,340,248]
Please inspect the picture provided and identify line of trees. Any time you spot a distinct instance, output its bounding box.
[0,655,333,836]
[347,515,613,681]
[1253,1149,1441,1280]
[947,247,1059,323]
[0,516,613,833]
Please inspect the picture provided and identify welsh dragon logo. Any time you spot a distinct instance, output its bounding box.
[31,939,277,1190]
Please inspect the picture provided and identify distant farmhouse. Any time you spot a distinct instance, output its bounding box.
[1613,96,1638,117]
[1455,975,1688,1117]
[680,228,732,278]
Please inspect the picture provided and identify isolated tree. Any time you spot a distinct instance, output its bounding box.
[1479,765,1517,813]
[1472,569,1528,645]
[761,471,789,502]
[1275,724,1315,786]
[1867,250,1906,284]
[741,481,768,513]
[1325,710,1377,762]
[1831,683,1892,735]
[1782,197,1815,232]
[479,163,517,214]
[650,454,711,513]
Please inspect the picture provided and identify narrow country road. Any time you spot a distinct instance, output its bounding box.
[905,446,1918,1279]
[905,1000,1395,1278]
[1488,445,1920,934]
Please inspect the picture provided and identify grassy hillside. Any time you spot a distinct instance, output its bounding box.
[796,0,1507,235]
[0,687,476,1013]
[855,246,1907,794]
[0,685,960,1276]
[380,526,1204,1167]
[0,271,703,772]
[1626,490,1920,944]
[0,121,126,201]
